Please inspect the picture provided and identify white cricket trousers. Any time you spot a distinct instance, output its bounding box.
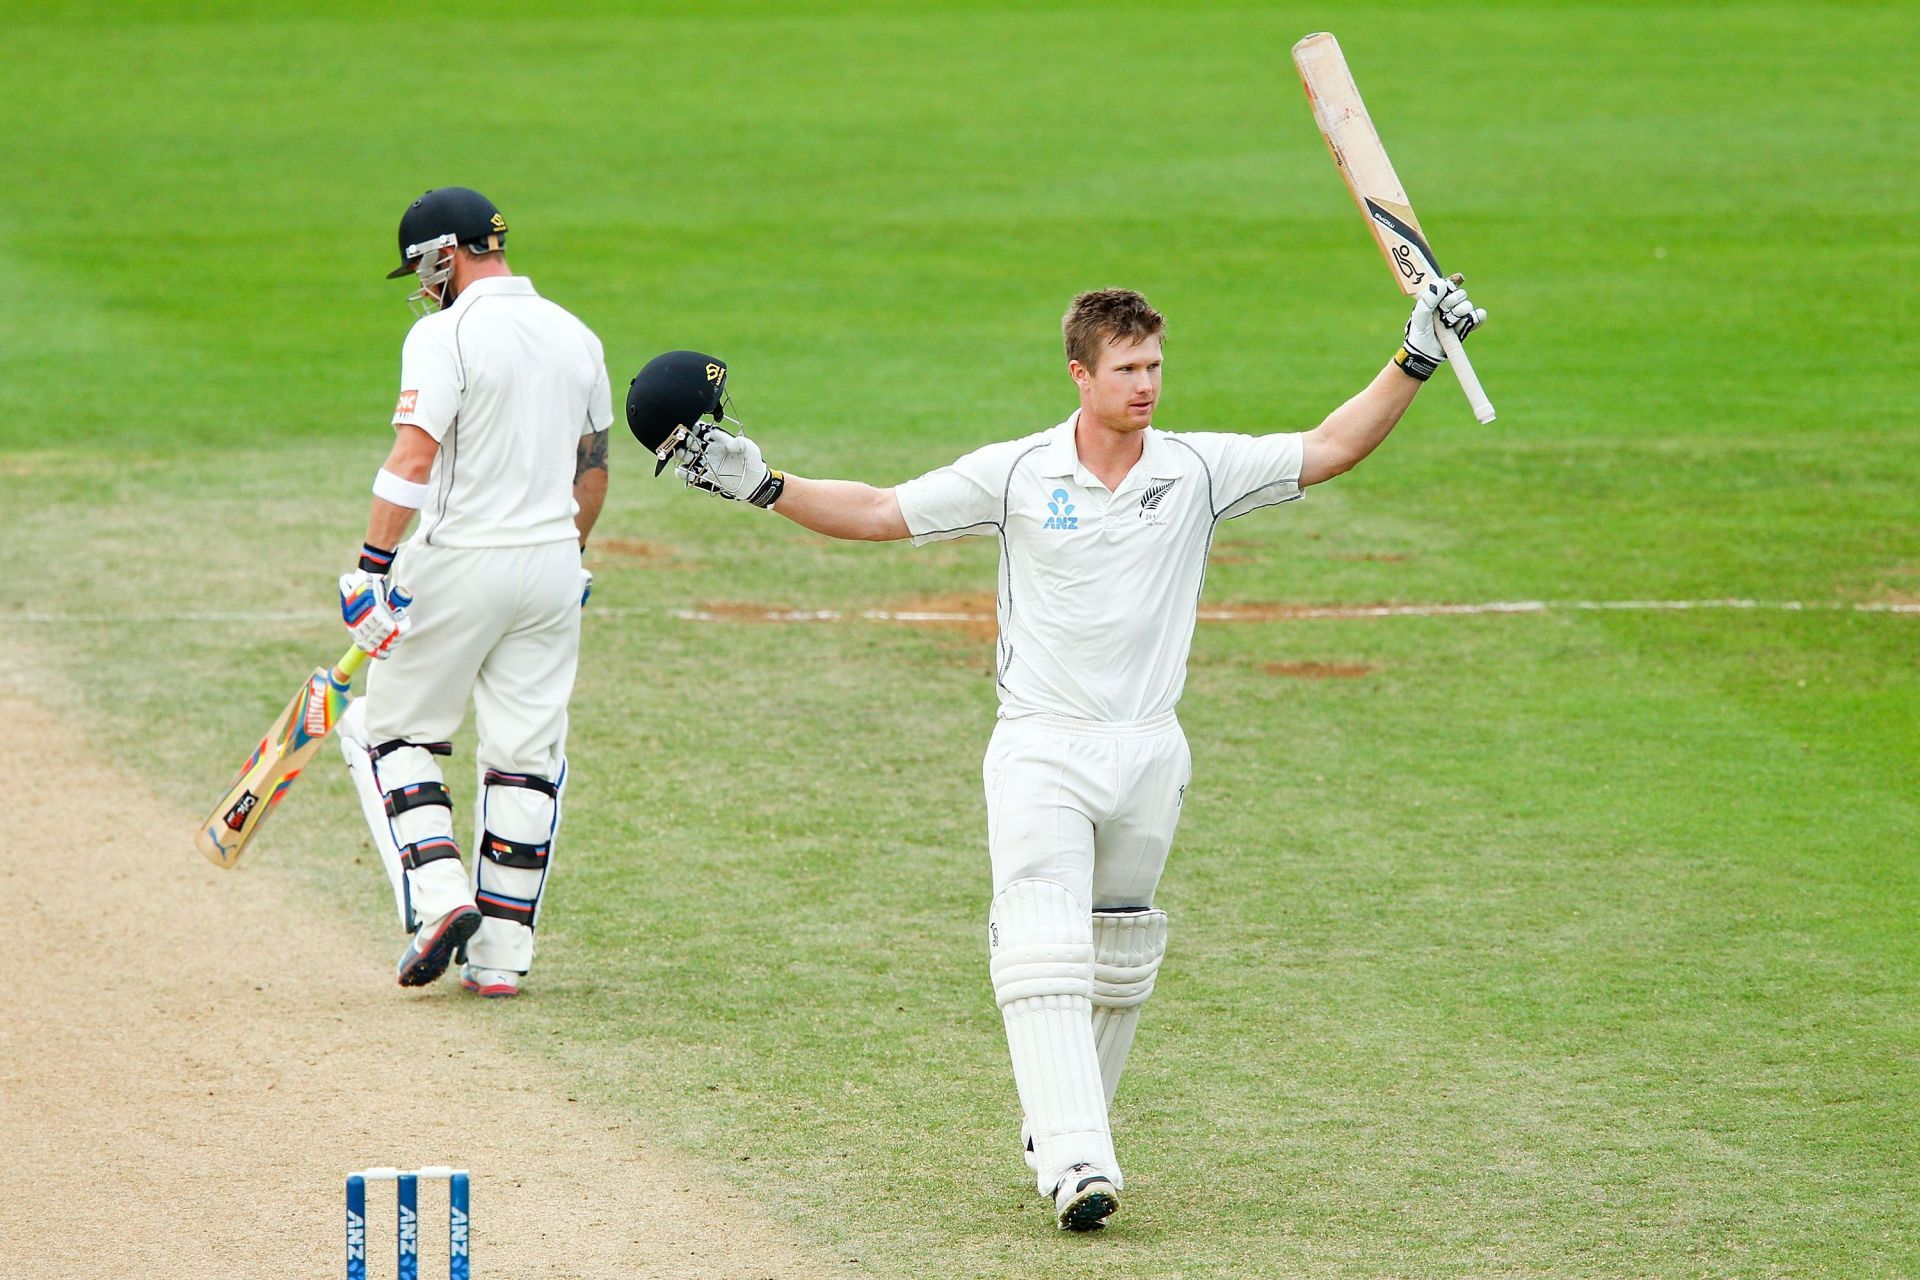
[984,710,1191,911]
[342,538,581,972]
[983,711,1190,1193]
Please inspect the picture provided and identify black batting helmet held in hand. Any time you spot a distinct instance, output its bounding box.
[386,187,508,278]
[627,351,730,468]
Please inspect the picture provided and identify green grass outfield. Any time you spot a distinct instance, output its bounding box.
[4,2,1916,1275]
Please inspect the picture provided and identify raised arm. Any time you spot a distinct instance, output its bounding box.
[1299,274,1485,487]
[1298,361,1419,486]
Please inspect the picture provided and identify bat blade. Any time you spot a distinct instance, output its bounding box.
[195,646,367,869]
[1293,31,1496,423]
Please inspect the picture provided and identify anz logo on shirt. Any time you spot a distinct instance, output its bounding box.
[1042,488,1079,530]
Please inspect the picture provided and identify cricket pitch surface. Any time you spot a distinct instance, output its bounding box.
[0,642,831,1280]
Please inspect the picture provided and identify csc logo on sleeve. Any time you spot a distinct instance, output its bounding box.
[394,390,419,417]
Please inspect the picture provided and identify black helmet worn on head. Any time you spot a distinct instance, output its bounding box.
[386,187,508,278]
[627,351,729,474]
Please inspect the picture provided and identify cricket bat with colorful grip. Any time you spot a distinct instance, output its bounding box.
[195,645,368,868]
[1293,32,1496,423]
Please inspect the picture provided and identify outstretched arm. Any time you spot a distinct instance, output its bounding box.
[771,475,910,542]
[680,426,910,542]
[1298,274,1485,487]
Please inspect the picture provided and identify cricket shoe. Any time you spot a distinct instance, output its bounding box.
[459,964,521,998]
[396,905,481,987]
[1053,1164,1119,1232]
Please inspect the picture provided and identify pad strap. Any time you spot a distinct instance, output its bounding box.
[399,836,461,871]
[483,768,558,797]
[371,739,454,761]
[480,831,550,870]
[383,780,452,818]
[476,889,537,929]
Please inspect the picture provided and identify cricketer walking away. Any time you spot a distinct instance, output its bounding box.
[337,186,614,997]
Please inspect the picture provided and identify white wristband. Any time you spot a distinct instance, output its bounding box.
[373,468,430,509]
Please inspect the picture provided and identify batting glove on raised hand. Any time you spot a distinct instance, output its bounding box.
[1399,274,1486,380]
[339,566,413,658]
[676,425,785,508]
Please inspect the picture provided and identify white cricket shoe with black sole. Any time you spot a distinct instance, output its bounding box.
[1053,1164,1119,1231]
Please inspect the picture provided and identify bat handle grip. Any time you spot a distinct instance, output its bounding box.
[1438,327,1495,423]
[332,646,371,684]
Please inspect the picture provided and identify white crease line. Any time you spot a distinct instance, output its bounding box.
[673,599,1920,625]
[4,600,1916,626]
[2,609,320,624]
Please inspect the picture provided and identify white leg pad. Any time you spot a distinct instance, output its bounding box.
[989,878,1117,1194]
[465,763,564,974]
[338,702,468,932]
[1091,907,1168,1110]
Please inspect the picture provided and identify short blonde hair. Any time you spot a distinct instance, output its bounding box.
[1062,288,1165,369]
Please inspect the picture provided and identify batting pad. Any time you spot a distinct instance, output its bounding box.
[1091,907,1169,1109]
[466,763,564,974]
[989,878,1117,1192]
[339,701,466,932]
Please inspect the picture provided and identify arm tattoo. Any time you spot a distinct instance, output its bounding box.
[575,430,609,481]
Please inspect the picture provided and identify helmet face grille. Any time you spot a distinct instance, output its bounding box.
[405,240,457,317]
[402,232,458,263]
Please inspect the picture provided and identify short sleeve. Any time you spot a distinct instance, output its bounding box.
[584,329,613,434]
[894,439,1028,546]
[392,321,462,441]
[1188,431,1305,521]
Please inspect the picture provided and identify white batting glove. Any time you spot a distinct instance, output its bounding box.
[676,425,785,508]
[1399,273,1485,381]
[1436,274,1486,342]
[339,567,413,658]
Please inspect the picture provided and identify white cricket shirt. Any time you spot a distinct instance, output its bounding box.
[894,413,1304,722]
[391,276,613,548]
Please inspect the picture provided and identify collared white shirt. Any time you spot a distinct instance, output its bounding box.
[391,276,613,549]
[894,413,1304,722]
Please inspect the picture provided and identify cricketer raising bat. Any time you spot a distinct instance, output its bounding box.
[1293,31,1496,423]
[195,646,367,868]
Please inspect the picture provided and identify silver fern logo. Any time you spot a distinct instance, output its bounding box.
[1139,479,1178,516]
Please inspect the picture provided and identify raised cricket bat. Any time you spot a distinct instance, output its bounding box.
[1293,32,1496,423]
[195,646,367,868]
